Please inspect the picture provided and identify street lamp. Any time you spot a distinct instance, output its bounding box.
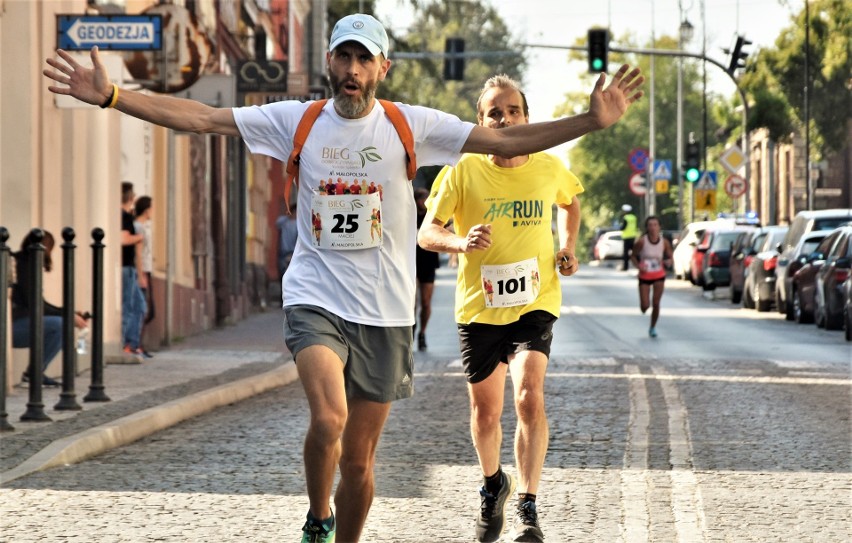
[676,17,693,230]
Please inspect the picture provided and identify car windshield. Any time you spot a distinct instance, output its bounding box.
[814,217,851,231]
[711,231,740,249]
[762,229,788,250]
[800,238,824,255]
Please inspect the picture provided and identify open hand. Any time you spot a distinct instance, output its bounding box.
[589,64,645,130]
[43,46,113,106]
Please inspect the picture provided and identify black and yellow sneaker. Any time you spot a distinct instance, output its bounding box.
[475,471,516,542]
[301,511,335,543]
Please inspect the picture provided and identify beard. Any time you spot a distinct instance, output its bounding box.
[327,70,378,119]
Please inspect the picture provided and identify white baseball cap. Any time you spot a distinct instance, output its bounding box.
[622,204,632,212]
[329,14,389,58]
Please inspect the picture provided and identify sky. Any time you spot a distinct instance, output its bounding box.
[374,0,798,129]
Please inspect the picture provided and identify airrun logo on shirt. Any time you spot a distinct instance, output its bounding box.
[483,199,544,227]
[322,146,383,169]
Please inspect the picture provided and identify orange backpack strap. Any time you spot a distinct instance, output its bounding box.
[378,99,417,180]
[284,99,328,212]
[282,99,417,211]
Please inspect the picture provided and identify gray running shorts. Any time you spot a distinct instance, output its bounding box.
[283,305,414,402]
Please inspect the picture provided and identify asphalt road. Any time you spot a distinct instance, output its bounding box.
[3,264,849,542]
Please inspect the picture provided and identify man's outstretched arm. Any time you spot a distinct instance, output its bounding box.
[462,65,644,157]
[44,46,240,137]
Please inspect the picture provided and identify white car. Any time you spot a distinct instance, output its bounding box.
[594,231,624,261]
[672,219,739,280]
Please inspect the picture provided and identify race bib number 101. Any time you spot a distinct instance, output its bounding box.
[480,257,540,308]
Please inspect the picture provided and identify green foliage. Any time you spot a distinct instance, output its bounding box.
[746,0,851,154]
[566,32,716,232]
[376,0,527,120]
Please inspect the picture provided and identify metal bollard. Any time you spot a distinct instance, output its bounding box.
[0,227,14,431]
[55,227,81,411]
[84,227,110,402]
[21,229,51,422]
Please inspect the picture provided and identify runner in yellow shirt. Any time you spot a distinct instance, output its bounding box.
[419,75,583,543]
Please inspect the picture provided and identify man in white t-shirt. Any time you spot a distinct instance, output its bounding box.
[44,14,644,542]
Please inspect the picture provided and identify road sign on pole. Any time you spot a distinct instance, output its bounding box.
[724,175,748,198]
[629,172,648,195]
[628,148,649,173]
[653,159,672,180]
[57,15,163,51]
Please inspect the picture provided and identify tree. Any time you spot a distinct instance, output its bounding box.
[561,33,717,235]
[376,1,526,120]
[751,0,851,155]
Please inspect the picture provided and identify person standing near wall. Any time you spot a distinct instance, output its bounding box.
[134,195,154,358]
[120,182,147,360]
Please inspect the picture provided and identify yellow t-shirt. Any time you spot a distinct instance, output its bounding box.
[427,152,584,325]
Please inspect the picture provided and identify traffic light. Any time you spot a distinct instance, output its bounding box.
[726,35,751,75]
[444,38,465,81]
[587,29,609,73]
[685,139,701,183]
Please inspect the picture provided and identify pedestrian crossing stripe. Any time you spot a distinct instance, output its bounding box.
[653,160,672,180]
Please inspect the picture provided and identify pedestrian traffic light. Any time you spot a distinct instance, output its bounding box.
[685,140,701,182]
[587,29,609,73]
[444,38,465,81]
[726,35,751,75]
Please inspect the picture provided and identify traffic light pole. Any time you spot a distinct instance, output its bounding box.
[523,43,751,221]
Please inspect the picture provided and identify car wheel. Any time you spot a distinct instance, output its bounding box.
[743,282,755,309]
[731,286,742,304]
[755,285,770,312]
[845,307,852,342]
[784,295,795,321]
[815,298,826,328]
[794,288,813,324]
[825,304,843,331]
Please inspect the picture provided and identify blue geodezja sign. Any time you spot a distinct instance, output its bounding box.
[57,15,162,51]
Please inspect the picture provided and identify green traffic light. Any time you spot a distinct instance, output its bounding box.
[685,168,700,182]
[592,58,603,71]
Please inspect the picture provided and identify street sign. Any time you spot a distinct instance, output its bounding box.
[629,172,648,195]
[57,15,162,51]
[696,170,718,190]
[724,175,748,198]
[655,179,669,193]
[719,145,745,174]
[628,148,649,173]
[652,159,672,180]
[695,189,717,212]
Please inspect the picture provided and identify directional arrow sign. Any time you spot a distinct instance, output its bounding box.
[57,15,162,51]
[629,172,648,196]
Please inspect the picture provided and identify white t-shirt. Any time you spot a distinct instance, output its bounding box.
[233,99,474,326]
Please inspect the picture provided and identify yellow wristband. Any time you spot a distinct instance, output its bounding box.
[107,84,120,108]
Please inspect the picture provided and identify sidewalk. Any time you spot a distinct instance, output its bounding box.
[0,309,297,484]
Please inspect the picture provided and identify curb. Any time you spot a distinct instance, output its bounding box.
[1,361,299,484]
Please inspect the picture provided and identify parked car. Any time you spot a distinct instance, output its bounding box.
[780,231,829,320]
[790,229,845,324]
[775,209,852,317]
[699,228,754,291]
[673,220,734,280]
[729,226,785,304]
[815,225,852,330]
[594,230,624,261]
[742,226,789,311]
[843,275,852,341]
